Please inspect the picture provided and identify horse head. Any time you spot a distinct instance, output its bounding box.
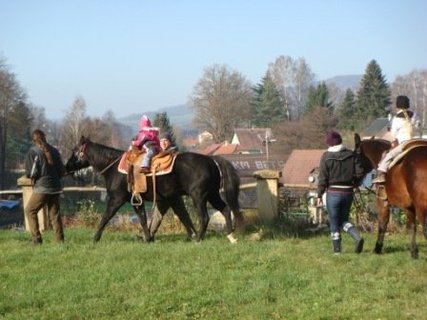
[79,135,91,145]
[65,136,92,174]
[354,133,392,176]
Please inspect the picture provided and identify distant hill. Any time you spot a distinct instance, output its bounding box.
[324,75,362,90]
[118,75,363,133]
[118,104,194,135]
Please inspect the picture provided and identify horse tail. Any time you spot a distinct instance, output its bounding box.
[210,155,244,226]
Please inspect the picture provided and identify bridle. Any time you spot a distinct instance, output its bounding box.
[75,141,121,175]
[76,142,88,161]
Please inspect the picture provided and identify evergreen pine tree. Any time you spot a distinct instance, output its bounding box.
[153,112,176,145]
[252,74,285,127]
[355,60,391,129]
[337,89,356,131]
[303,82,333,115]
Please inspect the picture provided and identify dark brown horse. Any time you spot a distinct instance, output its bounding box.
[354,133,427,258]
[65,136,243,243]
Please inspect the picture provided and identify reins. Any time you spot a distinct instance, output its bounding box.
[78,141,121,175]
[99,156,122,174]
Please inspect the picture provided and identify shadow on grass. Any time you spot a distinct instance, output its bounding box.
[380,239,427,255]
[242,214,329,241]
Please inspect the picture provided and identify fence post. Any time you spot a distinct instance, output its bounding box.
[17,176,50,232]
[253,169,281,221]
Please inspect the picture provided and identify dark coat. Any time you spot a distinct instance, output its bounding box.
[25,144,65,194]
[317,146,364,197]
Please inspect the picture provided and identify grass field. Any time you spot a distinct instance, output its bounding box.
[1,226,426,320]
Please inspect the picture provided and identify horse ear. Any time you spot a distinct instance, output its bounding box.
[354,133,361,145]
[354,133,361,153]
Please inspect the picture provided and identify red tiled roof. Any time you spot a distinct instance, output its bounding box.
[232,128,271,153]
[195,143,222,155]
[281,149,325,188]
[213,143,238,155]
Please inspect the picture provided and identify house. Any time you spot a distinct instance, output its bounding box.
[362,117,394,141]
[198,131,214,144]
[281,149,325,189]
[231,128,273,154]
[192,127,275,156]
[190,127,285,179]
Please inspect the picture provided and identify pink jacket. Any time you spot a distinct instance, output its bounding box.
[132,115,160,150]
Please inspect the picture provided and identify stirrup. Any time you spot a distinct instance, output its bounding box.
[131,193,143,206]
[375,185,388,202]
[372,175,385,184]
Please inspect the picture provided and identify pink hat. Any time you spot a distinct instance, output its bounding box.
[139,115,152,130]
[325,131,342,146]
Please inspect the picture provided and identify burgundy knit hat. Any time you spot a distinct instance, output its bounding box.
[325,131,342,146]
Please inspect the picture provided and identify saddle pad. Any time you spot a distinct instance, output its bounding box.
[148,153,177,176]
[118,149,144,174]
[389,139,427,168]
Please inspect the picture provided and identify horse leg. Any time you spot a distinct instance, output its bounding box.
[167,197,197,240]
[94,196,124,242]
[133,204,152,243]
[208,194,237,243]
[148,208,164,240]
[192,198,209,242]
[424,212,427,240]
[416,207,427,240]
[374,199,390,254]
[223,206,238,244]
[406,208,418,259]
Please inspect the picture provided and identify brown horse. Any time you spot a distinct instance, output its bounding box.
[354,133,427,258]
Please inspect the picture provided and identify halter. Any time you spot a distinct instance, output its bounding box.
[77,142,88,161]
[75,141,120,175]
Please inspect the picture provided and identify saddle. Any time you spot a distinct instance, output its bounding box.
[389,139,427,168]
[118,148,177,195]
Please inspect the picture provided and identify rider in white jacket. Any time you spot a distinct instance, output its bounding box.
[372,95,417,184]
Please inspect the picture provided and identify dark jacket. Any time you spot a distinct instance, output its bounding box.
[25,144,65,194]
[317,146,364,197]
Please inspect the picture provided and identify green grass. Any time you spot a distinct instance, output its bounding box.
[1,228,426,320]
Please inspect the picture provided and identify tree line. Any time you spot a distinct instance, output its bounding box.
[191,57,426,155]
[1,54,426,189]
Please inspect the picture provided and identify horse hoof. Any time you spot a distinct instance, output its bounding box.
[374,242,383,254]
[411,248,419,259]
[227,233,238,244]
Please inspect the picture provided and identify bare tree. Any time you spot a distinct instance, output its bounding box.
[268,55,315,120]
[191,64,253,142]
[293,57,315,118]
[271,106,337,156]
[61,96,88,154]
[392,69,427,135]
[101,110,125,148]
[82,110,126,148]
[268,55,295,101]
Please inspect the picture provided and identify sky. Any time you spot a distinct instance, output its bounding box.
[1,0,427,120]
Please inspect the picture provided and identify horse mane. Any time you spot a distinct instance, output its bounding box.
[84,137,124,159]
[365,137,391,146]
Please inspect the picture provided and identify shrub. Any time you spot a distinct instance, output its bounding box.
[75,199,101,227]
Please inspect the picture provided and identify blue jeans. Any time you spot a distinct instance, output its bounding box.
[141,146,155,168]
[326,190,353,235]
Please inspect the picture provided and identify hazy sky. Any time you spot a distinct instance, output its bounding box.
[1,0,426,120]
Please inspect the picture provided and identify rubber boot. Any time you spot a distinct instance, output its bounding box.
[332,239,341,255]
[331,232,341,255]
[344,223,364,254]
